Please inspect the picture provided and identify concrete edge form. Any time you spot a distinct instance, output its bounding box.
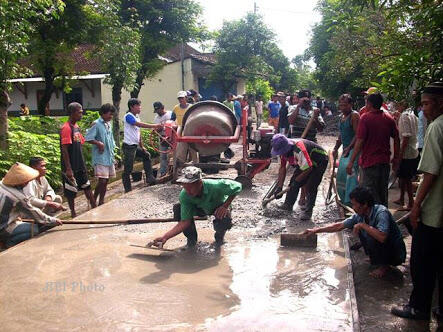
[343,231,361,332]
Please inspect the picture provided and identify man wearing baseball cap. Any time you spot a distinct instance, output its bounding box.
[0,162,62,248]
[151,166,242,247]
[153,101,176,177]
[359,87,389,116]
[271,134,328,219]
[173,91,191,126]
[288,89,325,142]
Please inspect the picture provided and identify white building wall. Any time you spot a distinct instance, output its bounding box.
[9,82,62,112]
[8,80,103,112]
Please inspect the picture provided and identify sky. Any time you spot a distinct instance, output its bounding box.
[195,0,321,61]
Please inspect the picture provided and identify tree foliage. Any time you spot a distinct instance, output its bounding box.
[122,0,206,98]
[29,0,98,115]
[307,0,443,100]
[0,0,64,150]
[246,79,274,102]
[209,13,298,94]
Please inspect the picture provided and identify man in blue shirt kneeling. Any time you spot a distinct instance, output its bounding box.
[304,186,406,278]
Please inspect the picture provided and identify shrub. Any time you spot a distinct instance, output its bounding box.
[1,111,158,189]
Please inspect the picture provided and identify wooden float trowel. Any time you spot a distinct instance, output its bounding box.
[130,241,176,253]
[280,232,318,248]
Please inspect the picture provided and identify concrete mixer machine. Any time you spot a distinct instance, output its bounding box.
[158,101,273,189]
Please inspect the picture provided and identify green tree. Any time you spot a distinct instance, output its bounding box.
[121,0,206,98]
[209,13,275,92]
[92,0,142,147]
[29,0,97,115]
[0,0,64,150]
[307,0,442,100]
[209,12,298,94]
[246,79,274,102]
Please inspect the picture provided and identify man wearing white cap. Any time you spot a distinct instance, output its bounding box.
[151,166,242,247]
[173,91,198,169]
[0,162,62,248]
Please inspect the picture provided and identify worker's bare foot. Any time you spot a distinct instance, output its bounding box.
[393,199,404,206]
[370,266,389,278]
[397,205,412,211]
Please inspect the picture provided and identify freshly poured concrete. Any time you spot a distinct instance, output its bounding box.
[0,135,360,331]
[0,178,355,331]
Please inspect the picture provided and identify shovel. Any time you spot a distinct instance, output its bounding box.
[262,187,290,208]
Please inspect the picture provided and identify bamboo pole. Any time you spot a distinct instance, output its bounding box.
[21,216,207,225]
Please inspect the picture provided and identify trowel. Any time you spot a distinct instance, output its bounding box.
[130,242,176,253]
[280,232,317,248]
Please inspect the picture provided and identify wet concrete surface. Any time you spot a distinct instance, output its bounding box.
[0,135,359,331]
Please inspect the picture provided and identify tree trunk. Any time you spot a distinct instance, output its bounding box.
[38,67,55,116]
[0,89,12,150]
[112,81,123,149]
[130,68,146,98]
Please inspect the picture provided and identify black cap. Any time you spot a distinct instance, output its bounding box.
[153,101,164,112]
[423,81,443,95]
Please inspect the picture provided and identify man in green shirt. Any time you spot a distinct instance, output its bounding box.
[152,166,242,247]
[391,82,443,322]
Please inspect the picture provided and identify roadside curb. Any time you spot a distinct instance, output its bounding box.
[343,231,361,332]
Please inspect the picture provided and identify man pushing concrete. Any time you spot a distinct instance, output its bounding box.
[151,166,242,248]
[272,134,328,219]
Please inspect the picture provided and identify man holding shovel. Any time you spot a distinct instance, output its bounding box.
[272,134,328,220]
[151,166,242,248]
[304,186,406,278]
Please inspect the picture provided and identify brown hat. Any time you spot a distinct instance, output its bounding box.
[2,162,39,186]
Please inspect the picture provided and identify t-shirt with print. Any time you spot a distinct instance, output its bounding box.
[284,138,328,171]
[123,112,140,145]
[60,121,86,172]
[417,114,443,228]
[357,110,398,168]
[268,101,281,118]
[255,101,263,115]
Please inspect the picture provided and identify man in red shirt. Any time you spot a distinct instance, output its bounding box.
[359,87,389,116]
[60,102,96,217]
[347,93,400,206]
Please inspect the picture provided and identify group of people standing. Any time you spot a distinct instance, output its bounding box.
[268,82,442,323]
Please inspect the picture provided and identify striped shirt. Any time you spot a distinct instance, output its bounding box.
[0,181,56,234]
[289,107,325,142]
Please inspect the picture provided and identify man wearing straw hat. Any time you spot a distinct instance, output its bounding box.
[0,162,62,248]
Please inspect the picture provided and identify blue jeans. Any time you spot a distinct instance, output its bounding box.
[6,223,39,248]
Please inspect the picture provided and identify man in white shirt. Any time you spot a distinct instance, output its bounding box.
[255,95,263,128]
[393,101,419,210]
[153,101,176,177]
[122,98,162,193]
[24,157,64,216]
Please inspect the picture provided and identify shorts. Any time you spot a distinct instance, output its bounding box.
[397,157,419,180]
[268,117,279,130]
[94,164,116,179]
[62,170,91,198]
